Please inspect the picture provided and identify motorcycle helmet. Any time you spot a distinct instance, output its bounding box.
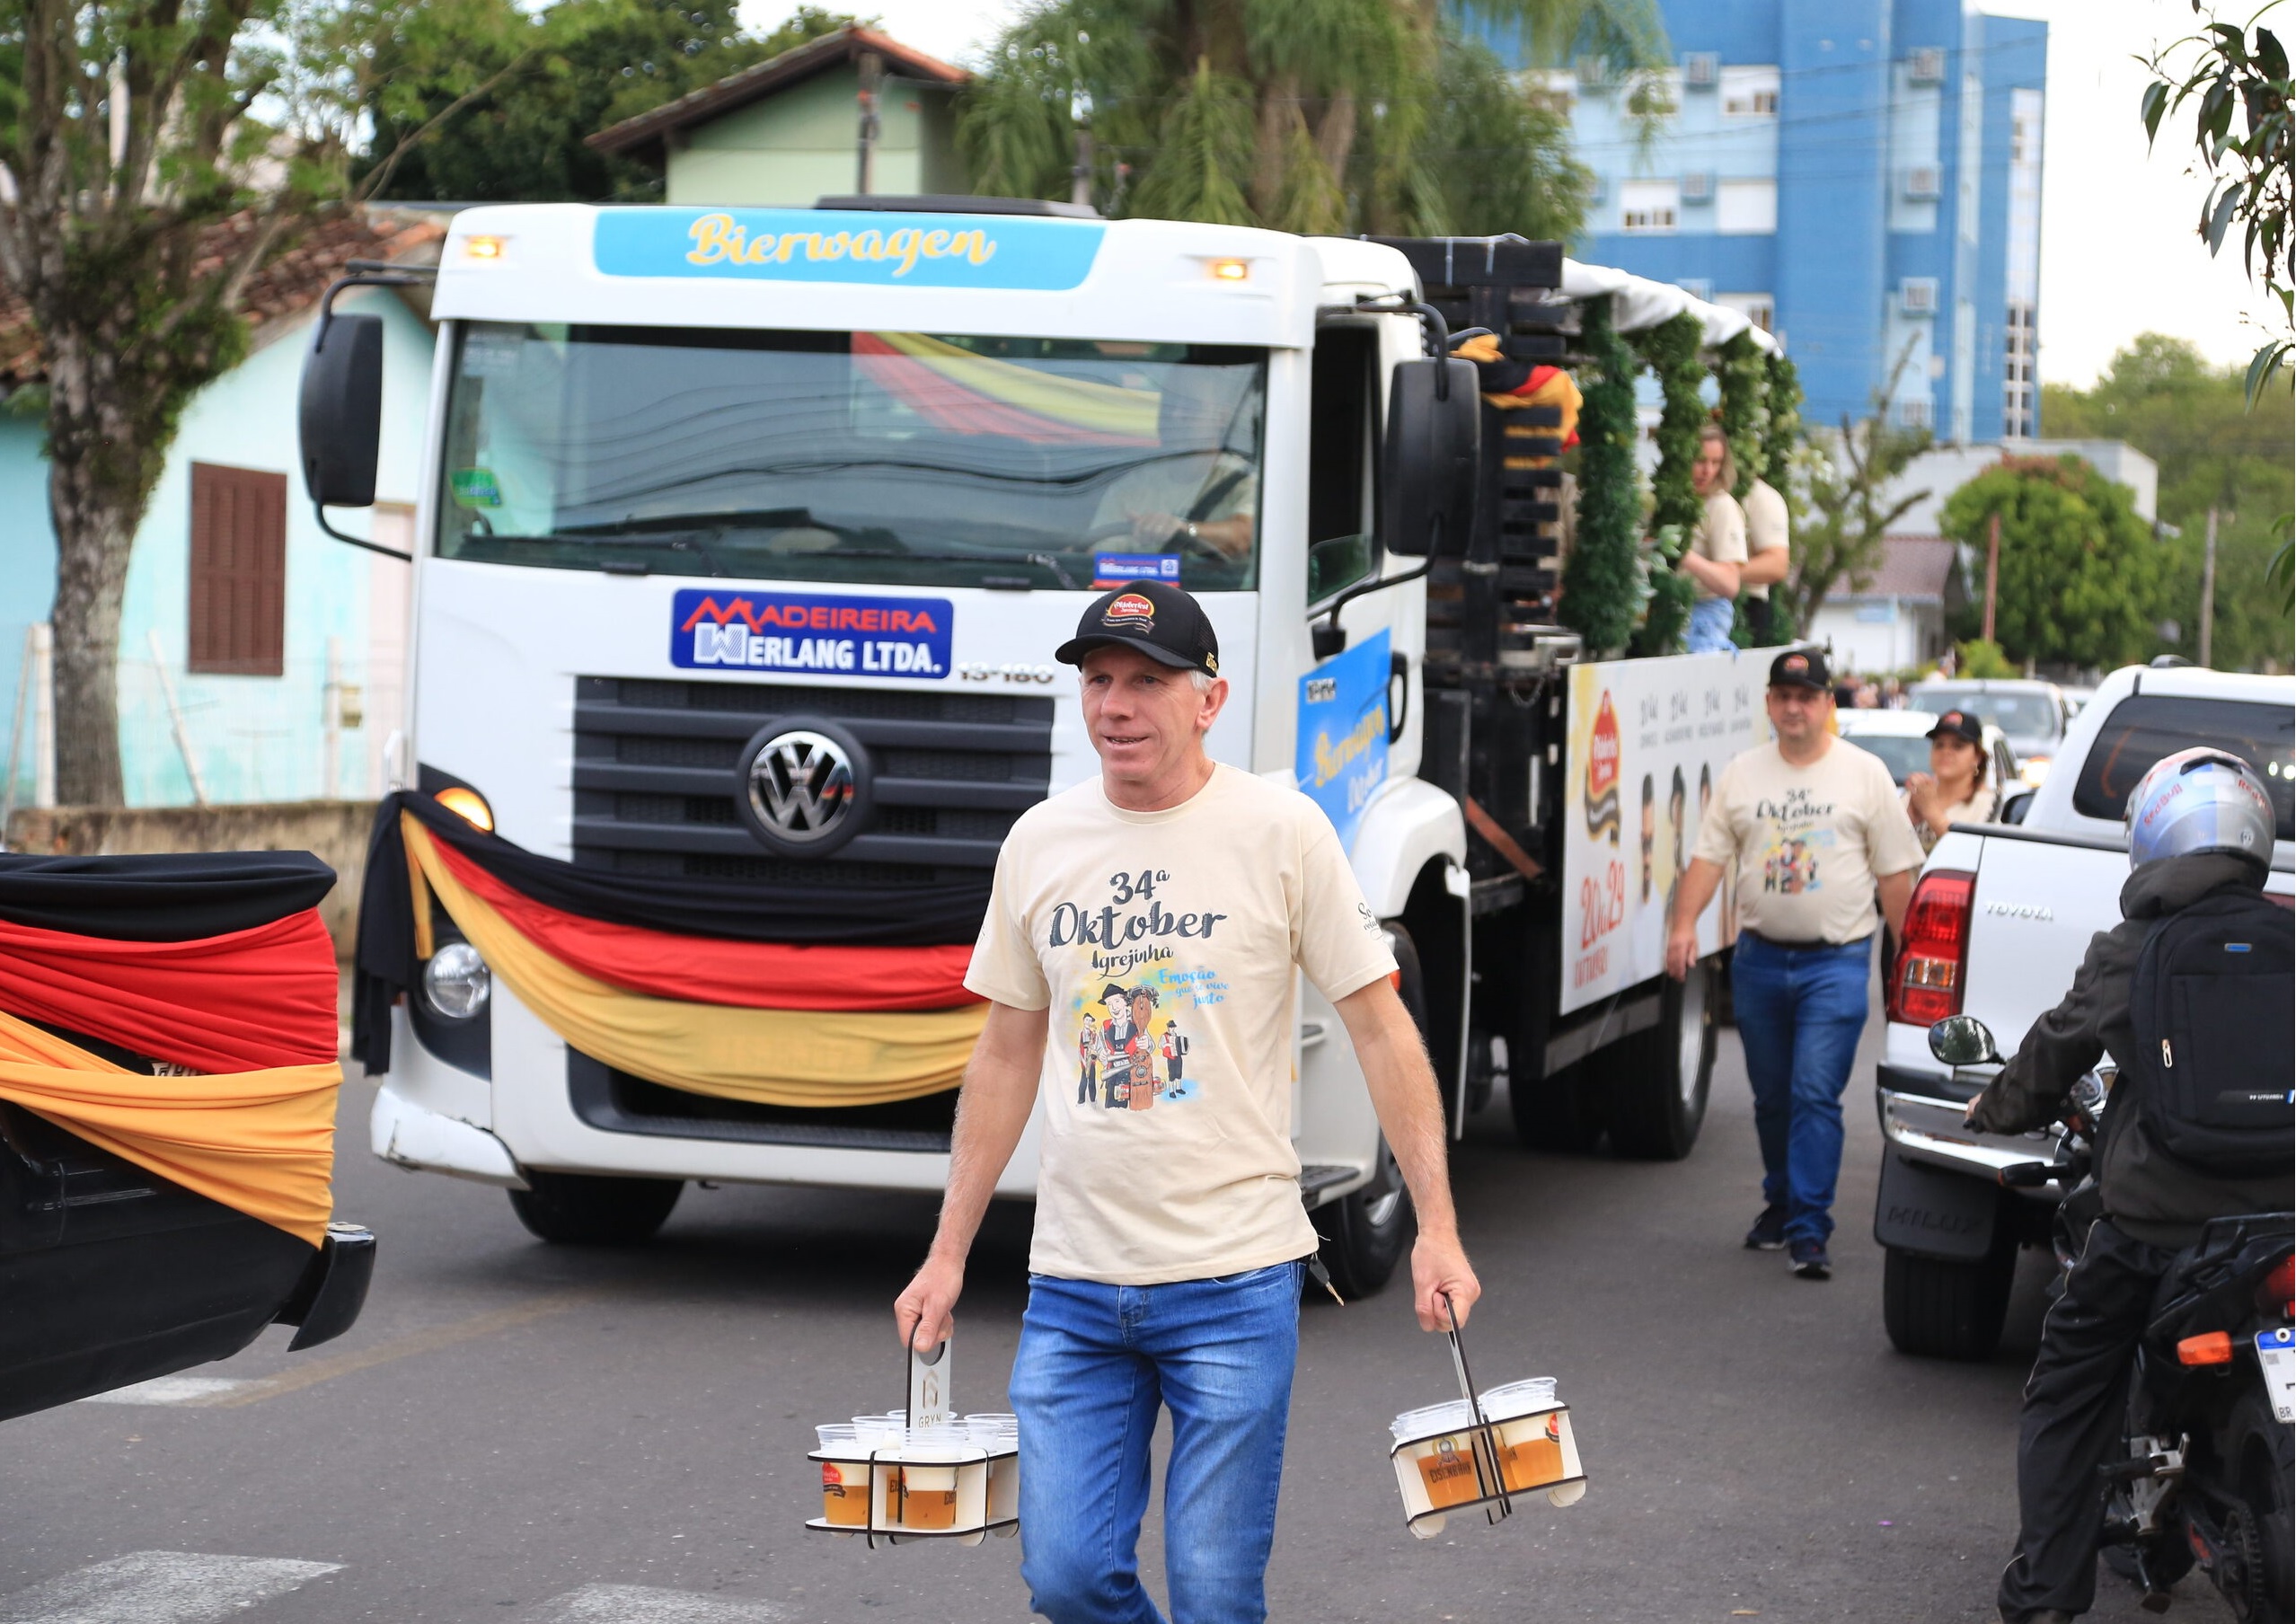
[2124,746,2276,870]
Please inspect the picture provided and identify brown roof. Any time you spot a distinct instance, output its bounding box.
[589,24,967,166]
[0,208,445,389]
[1835,535,1965,604]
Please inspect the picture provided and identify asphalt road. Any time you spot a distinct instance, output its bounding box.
[0,993,2233,1624]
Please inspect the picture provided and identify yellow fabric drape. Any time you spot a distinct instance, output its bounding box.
[0,1007,338,1246]
[873,331,1161,439]
[402,817,985,1108]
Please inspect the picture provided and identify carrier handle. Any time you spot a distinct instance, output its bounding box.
[1442,1295,1513,1519]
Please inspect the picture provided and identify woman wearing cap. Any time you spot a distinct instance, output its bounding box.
[1902,710,1996,853]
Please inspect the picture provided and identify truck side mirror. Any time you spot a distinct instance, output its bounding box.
[299,313,384,510]
[1927,1015,2000,1068]
[1382,357,1479,559]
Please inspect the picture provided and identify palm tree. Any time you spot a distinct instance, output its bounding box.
[957,0,1666,236]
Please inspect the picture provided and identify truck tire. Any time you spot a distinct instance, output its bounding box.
[1309,924,1428,1299]
[509,1170,683,1246]
[1881,1237,2016,1360]
[1508,1061,1607,1152]
[1602,963,1717,1161]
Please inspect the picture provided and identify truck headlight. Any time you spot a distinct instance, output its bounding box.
[423,941,491,1020]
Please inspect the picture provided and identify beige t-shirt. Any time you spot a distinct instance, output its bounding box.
[1693,738,1925,944]
[966,763,1397,1285]
[1903,781,2000,853]
[1690,490,1749,601]
[1740,478,1788,602]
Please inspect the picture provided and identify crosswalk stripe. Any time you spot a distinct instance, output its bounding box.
[77,1376,257,1408]
[530,1584,786,1623]
[0,1552,340,1624]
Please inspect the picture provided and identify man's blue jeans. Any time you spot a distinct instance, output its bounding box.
[1685,595,1737,653]
[1010,1260,1303,1624]
[1728,933,1873,1244]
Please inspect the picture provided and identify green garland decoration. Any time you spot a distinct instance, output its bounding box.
[1558,293,1641,658]
[1629,310,1705,657]
[1762,352,1802,494]
[1718,331,1769,495]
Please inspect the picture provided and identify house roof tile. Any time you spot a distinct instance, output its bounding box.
[1833,535,1964,604]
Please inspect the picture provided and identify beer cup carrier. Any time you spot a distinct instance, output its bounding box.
[806,1335,1019,1548]
[1388,1302,1586,1539]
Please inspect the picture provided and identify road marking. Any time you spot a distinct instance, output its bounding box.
[206,1291,599,1408]
[77,1376,257,1407]
[0,1551,340,1623]
[531,1584,785,1622]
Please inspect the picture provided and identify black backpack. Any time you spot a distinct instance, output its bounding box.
[2127,887,2295,1177]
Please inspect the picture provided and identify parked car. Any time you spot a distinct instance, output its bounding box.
[1909,677,2075,787]
[1871,663,2294,1359]
[0,851,375,1423]
[1835,707,2019,797]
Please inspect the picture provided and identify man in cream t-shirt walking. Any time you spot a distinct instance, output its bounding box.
[895,579,1479,1624]
[1665,648,1923,1279]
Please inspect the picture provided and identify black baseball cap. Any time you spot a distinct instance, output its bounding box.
[1054,580,1221,679]
[1926,709,1984,746]
[1768,647,1832,692]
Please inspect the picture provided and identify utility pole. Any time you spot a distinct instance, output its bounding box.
[2198,506,2219,668]
[1982,510,2000,645]
[855,51,883,196]
[1070,125,1095,210]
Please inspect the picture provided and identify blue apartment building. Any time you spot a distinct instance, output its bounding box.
[1488,2,2046,443]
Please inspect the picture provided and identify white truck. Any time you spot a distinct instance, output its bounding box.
[297,201,1756,1296]
[1872,660,2294,1357]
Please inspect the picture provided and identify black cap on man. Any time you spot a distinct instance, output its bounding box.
[1054,580,1221,680]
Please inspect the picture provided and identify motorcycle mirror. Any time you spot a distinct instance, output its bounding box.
[1927,1014,2000,1068]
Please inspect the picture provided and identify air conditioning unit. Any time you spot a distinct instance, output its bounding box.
[1681,172,1715,204]
[1908,47,1945,84]
[1895,397,1935,428]
[1585,174,1607,204]
[1682,52,1718,89]
[1903,164,1942,200]
[1575,55,1611,90]
[1899,277,1939,314]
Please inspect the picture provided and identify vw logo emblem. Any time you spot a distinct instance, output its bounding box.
[746,729,856,843]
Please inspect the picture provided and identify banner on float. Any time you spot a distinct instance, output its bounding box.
[1559,650,1766,1014]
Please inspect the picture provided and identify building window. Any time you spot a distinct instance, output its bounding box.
[1718,293,1775,332]
[189,462,288,676]
[1676,278,1713,300]
[1620,180,1680,234]
[1716,178,1778,234]
[1720,65,1779,118]
[1907,47,1946,84]
[2003,300,2037,437]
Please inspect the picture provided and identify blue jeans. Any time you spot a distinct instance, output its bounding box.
[1685,595,1737,653]
[1728,933,1873,1244]
[1011,1261,1303,1624]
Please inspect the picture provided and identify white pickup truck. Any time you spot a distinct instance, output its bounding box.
[1869,661,2294,1358]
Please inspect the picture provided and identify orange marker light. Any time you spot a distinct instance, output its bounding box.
[2176,1331,2234,1367]
[434,786,495,833]
[1209,258,1250,282]
[464,235,507,261]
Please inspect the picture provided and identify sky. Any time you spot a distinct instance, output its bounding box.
[740,0,2280,389]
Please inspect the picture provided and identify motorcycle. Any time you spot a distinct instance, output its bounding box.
[1926,1015,2296,1623]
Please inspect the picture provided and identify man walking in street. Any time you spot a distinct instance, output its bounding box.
[1665,648,1922,1278]
[894,579,1479,1624]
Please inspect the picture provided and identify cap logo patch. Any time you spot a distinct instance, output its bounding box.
[1945,712,1962,726]
[1103,593,1156,629]
[1784,655,1807,672]
[1204,652,1217,674]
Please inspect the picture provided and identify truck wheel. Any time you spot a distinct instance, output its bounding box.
[1508,1061,1608,1152]
[1603,963,1717,1161]
[1881,1238,2016,1360]
[508,1170,683,1245]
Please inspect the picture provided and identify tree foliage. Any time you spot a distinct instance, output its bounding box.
[2042,331,2293,668]
[1558,292,1640,658]
[364,2,859,203]
[1779,405,1931,631]
[957,0,1658,234]
[1716,330,1767,494]
[1939,457,2166,673]
[1627,308,1700,655]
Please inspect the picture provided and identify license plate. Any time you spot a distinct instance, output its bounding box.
[2256,1328,2296,1425]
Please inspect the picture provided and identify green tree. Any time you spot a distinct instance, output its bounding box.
[1777,402,1931,631]
[1939,457,2166,672]
[957,0,1661,234]
[365,3,861,203]
[2040,333,2292,670]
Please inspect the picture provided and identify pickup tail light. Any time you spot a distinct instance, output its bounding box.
[1891,869,1975,1027]
[2176,1331,2234,1367]
[2260,1255,2295,1314]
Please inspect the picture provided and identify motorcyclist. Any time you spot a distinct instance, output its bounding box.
[1965,747,2292,1624]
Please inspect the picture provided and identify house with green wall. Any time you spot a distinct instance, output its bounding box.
[589,25,968,207]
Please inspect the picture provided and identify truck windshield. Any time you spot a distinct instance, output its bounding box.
[2071,694,2294,840]
[436,323,1267,591]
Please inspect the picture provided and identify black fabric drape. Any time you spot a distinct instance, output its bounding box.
[350,792,994,1074]
[0,852,336,941]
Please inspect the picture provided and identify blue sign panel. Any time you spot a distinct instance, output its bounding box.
[1092,552,1183,587]
[1296,629,1391,851]
[595,209,1106,291]
[670,588,953,680]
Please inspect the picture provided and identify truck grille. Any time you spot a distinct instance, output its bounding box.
[571,676,1054,881]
